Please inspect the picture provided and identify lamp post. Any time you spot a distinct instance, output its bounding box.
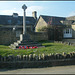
[22,4,27,35]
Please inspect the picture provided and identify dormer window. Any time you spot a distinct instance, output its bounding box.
[13,13,18,18]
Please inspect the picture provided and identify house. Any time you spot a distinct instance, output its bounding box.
[62,16,75,43]
[0,11,37,45]
[1,10,75,45]
[35,15,75,41]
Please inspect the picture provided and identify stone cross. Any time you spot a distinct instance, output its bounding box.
[22,4,27,34]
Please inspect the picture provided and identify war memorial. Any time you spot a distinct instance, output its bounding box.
[0,4,75,69]
[10,4,43,49]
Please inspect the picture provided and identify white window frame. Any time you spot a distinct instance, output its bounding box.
[63,28,72,38]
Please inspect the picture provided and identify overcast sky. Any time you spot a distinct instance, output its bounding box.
[0,1,75,18]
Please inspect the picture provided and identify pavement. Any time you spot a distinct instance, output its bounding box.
[0,65,75,74]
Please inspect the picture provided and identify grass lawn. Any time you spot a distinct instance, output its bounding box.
[0,41,75,56]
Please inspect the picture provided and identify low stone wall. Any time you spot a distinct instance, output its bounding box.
[0,29,18,45]
[0,59,75,68]
[62,39,75,43]
[0,28,48,45]
[28,31,48,41]
[54,41,75,46]
[0,52,75,68]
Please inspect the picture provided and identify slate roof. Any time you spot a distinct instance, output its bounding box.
[73,22,75,25]
[66,16,75,20]
[0,15,36,26]
[40,15,66,25]
[61,20,74,25]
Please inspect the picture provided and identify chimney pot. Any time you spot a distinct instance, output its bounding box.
[32,11,37,20]
[13,13,18,17]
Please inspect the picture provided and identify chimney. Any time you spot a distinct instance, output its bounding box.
[32,11,37,20]
[13,13,18,18]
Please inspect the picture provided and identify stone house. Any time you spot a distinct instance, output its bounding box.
[62,16,75,43]
[0,11,37,45]
[35,15,75,41]
[1,11,75,45]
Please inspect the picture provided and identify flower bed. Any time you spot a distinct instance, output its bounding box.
[19,46,38,49]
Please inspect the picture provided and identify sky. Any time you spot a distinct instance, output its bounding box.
[0,1,75,18]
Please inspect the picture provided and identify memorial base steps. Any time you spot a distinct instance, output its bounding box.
[10,33,45,49]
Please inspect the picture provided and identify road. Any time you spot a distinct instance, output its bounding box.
[0,65,75,74]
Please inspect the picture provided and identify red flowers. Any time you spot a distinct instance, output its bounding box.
[19,46,38,49]
[19,46,22,49]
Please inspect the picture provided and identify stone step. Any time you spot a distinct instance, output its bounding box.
[21,41,36,43]
[10,44,16,49]
[17,40,34,43]
[10,43,44,49]
[14,42,38,46]
[10,33,44,49]
[10,44,14,47]
[19,42,38,45]
[14,41,36,44]
[13,42,42,46]
[16,43,42,47]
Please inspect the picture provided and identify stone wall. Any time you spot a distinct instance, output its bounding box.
[0,28,18,45]
[0,52,75,68]
[0,28,48,45]
[54,41,75,46]
[72,25,75,38]
[27,31,48,41]
[35,16,47,32]
[62,39,75,43]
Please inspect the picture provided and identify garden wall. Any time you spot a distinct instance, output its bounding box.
[0,28,48,45]
[0,28,19,45]
[28,31,48,41]
[0,52,75,68]
[63,39,75,43]
[55,40,75,46]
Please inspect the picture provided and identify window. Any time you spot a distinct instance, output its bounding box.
[65,28,72,34]
[63,28,72,38]
[64,28,72,34]
[66,29,69,34]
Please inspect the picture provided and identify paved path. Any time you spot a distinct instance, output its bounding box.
[0,65,75,74]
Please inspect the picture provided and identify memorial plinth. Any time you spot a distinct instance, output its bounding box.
[10,4,44,49]
[10,32,43,49]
